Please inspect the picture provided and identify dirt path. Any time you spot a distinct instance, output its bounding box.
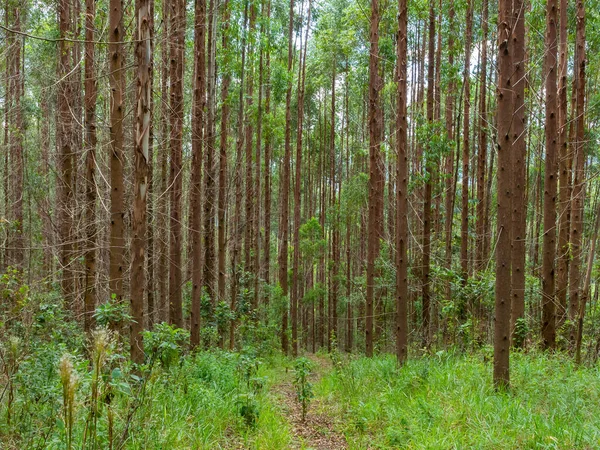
[272,355,347,450]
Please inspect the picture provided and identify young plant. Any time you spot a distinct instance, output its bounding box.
[293,357,314,422]
[59,353,78,450]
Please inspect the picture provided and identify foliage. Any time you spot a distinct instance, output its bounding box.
[143,322,190,368]
[293,357,314,422]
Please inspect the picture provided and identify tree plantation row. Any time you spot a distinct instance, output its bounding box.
[1,0,599,391]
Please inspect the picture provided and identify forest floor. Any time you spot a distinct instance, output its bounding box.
[4,341,600,449]
[271,354,347,449]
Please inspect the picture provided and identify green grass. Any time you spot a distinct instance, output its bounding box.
[1,348,293,449]
[315,350,600,449]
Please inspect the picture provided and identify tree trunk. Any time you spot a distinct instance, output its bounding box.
[109,0,125,303]
[569,0,586,341]
[218,0,232,305]
[494,0,513,389]
[279,0,294,354]
[190,0,206,347]
[131,0,152,363]
[365,0,381,357]
[58,0,75,308]
[83,0,97,331]
[510,0,527,340]
[541,0,558,350]
[168,0,185,327]
[395,0,408,364]
[460,0,473,285]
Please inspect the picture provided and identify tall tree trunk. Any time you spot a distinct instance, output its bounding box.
[168,0,185,327]
[9,5,23,271]
[291,1,310,356]
[109,0,125,303]
[395,0,408,364]
[203,0,217,302]
[190,0,206,347]
[460,0,473,285]
[365,0,381,357]
[494,0,513,389]
[58,0,75,308]
[555,0,570,328]
[510,0,527,340]
[230,1,249,348]
[444,0,455,302]
[421,0,435,344]
[279,0,294,354]
[131,0,152,363]
[157,0,169,322]
[83,0,97,331]
[475,0,488,273]
[218,0,231,305]
[569,0,586,340]
[541,0,558,350]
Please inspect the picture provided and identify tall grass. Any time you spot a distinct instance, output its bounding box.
[317,350,600,449]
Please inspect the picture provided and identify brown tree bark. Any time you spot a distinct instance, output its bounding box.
[131,0,152,363]
[262,0,273,305]
[109,0,125,303]
[494,0,513,388]
[9,5,23,271]
[190,0,206,347]
[475,0,488,273]
[203,0,217,302]
[58,0,76,308]
[460,0,473,285]
[291,0,310,356]
[444,0,455,302]
[421,0,435,344]
[83,0,98,331]
[218,0,232,305]
[555,0,571,327]
[279,0,294,354]
[569,0,586,337]
[510,0,527,339]
[395,0,408,364]
[157,1,170,322]
[168,0,185,327]
[365,0,381,357]
[541,0,558,350]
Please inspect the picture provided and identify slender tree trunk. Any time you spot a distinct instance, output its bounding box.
[158,1,170,322]
[203,0,217,303]
[395,0,408,364]
[569,0,586,340]
[168,0,185,327]
[190,0,206,347]
[365,0,381,357]
[262,0,273,305]
[494,0,513,388]
[83,0,97,331]
[131,0,152,363]
[291,1,310,356]
[541,0,558,350]
[475,0,488,273]
[279,0,294,354]
[421,1,435,344]
[58,0,76,308]
[109,0,125,303]
[555,0,570,327]
[444,0,455,302]
[230,1,249,348]
[510,0,527,339]
[218,0,231,305]
[9,5,23,271]
[460,0,473,285]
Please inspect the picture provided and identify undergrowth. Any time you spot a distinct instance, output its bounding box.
[317,349,600,449]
